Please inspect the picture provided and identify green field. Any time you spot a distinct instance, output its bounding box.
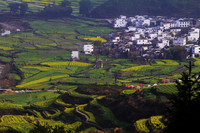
[0,0,108,14]
[0,4,200,132]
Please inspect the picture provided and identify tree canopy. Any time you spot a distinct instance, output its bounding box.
[79,0,92,16]
[8,2,28,16]
[164,61,200,132]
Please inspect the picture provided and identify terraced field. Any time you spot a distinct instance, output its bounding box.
[2,0,108,14]
[135,116,165,133]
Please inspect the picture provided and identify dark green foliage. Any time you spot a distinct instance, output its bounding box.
[39,5,72,18]
[79,0,93,16]
[30,122,70,133]
[90,0,200,18]
[113,70,121,84]
[8,2,28,16]
[168,46,187,61]
[60,0,71,7]
[164,62,200,132]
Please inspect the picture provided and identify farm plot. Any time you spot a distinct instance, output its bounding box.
[0,115,34,132]
[135,119,150,133]
[156,84,177,94]
[0,92,61,105]
[149,116,165,131]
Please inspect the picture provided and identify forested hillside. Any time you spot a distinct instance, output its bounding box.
[90,0,200,18]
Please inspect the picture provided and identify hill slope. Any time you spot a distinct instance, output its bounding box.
[90,0,200,18]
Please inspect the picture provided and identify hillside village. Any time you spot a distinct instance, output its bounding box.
[72,15,200,62]
[106,15,200,60]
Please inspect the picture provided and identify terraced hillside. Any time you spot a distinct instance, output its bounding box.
[1,0,108,14]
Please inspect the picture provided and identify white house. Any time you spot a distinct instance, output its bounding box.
[176,20,190,28]
[114,15,128,28]
[186,44,200,57]
[149,33,157,40]
[71,51,79,60]
[131,33,140,41]
[137,39,152,45]
[170,28,181,35]
[187,28,200,42]
[112,36,121,43]
[83,44,94,55]
[125,26,137,32]
[162,22,171,30]
[173,37,187,46]
[192,45,200,57]
[157,40,170,48]
[142,19,151,26]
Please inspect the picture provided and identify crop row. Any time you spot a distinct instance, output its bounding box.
[0,115,82,133]
[16,74,68,88]
[157,84,177,94]
[149,116,165,130]
[83,37,107,43]
[135,115,165,133]
[41,61,92,67]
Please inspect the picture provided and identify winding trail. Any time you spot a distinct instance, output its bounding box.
[75,106,103,130]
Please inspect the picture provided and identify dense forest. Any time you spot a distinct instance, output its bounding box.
[89,0,200,18]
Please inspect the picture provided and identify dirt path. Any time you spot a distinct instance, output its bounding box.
[75,106,90,122]
[75,106,103,130]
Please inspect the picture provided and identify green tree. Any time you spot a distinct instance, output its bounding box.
[60,0,71,7]
[8,3,20,15]
[30,122,70,133]
[19,2,28,15]
[168,46,187,61]
[8,2,28,15]
[79,0,92,16]
[164,61,200,132]
[113,70,122,84]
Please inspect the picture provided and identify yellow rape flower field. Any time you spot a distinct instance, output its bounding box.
[23,66,53,71]
[41,61,92,67]
[84,37,107,43]
[16,74,68,88]
[0,46,14,50]
[122,65,151,72]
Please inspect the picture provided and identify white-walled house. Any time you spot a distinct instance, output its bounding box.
[142,19,151,26]
[170,28,181,35]
[71,51,79,60]
[192,45,200,56]
[162,22,171,30]
[125,26,137,32]
[187,28,200,42]
[114,15,128,28]
[173,37,187,46]
[83,44,94,55]
[186,44,200,57]
[176,20,190,28]
[131,33,140,41]
[149,33,158,40]
[157,40,170,48]
[112,36,121,43]
[137,39,152,45]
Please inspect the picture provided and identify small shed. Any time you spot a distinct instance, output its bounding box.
[71,51,79,60]
[96,60,103,68]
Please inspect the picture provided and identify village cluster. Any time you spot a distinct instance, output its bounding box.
[71,15,200,61]
[109,15,200,58]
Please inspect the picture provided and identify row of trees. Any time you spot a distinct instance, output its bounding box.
[8,0,72,18]
[7,0,93,17]
[8,2,28,16]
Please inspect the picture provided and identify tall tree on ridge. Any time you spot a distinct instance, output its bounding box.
[79,0,92,16]
[164,61,200,132]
